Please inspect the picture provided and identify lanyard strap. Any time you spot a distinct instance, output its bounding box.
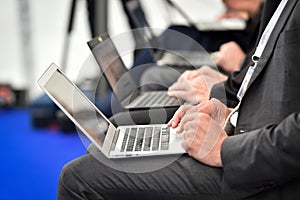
[237,0,288,101]
[226,0,290,131]
[253,0,288,62]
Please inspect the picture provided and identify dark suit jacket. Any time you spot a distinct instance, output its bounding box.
[211,0,283,108]
[220,0,300,198]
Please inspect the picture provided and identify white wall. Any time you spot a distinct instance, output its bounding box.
[0,0,92,101]
[0,0,25,90]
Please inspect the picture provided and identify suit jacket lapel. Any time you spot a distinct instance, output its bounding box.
[245,0,297,92]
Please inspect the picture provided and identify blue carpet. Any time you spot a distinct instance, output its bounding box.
[0,108,89,200]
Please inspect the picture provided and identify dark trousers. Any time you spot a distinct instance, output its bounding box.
[58,143,300,200]
[58,144,232,200]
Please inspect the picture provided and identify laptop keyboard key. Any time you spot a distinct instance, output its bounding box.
[143,127,153,151]
[110,129,120,152]
[126,128,137,152]
[134,128,145,151]
[151,127,161,151]
[121,128,130,152]
[160,127,170,150]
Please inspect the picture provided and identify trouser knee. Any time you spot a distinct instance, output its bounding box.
[57,161,81,198]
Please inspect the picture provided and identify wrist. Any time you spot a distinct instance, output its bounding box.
[215,131,227,167]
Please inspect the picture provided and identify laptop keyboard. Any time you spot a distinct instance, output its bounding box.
[135,92,179,107]
[120,126,170,152]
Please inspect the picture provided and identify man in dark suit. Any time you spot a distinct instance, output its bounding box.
[211,0,286,108]
[57,0,300,199]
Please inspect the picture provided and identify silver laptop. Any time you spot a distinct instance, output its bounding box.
[37,63,185,158]
[87,33,184,110]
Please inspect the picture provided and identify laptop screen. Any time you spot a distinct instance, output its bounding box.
[42,65,110,147]
[88,34,140,104]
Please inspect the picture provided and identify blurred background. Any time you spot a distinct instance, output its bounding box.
[0,0,226,199]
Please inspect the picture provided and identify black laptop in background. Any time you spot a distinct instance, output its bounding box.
[125,0,216,68]
[87,33,184,110]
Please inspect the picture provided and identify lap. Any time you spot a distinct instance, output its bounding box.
[58,144,258,199]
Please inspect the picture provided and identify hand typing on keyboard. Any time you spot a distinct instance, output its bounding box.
[167,99,230,167]
[167,66,227,104]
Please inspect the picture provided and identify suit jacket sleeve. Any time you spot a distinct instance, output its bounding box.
[221,112,300,188]
[210,70,245,108]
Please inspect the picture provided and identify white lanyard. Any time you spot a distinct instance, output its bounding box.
[237,0,288,101]
[225,0,289,130]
